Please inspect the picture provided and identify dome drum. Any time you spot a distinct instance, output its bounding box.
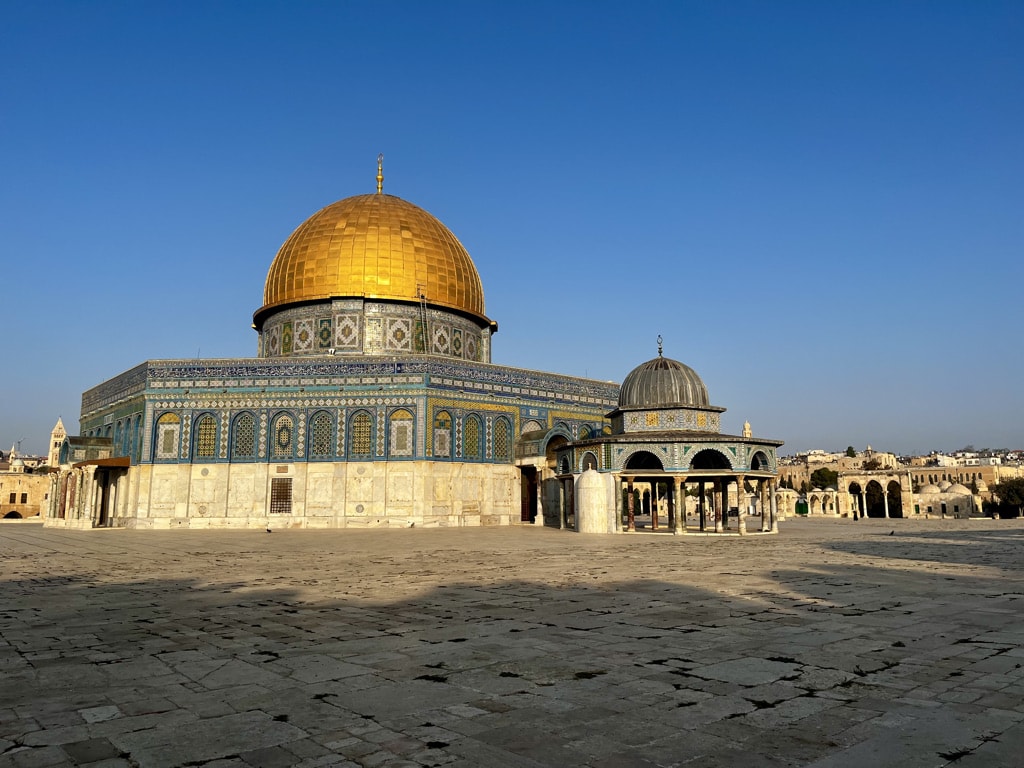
[256,297,492,362]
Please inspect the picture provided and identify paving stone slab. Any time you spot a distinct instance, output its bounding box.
[1,519,1024,767]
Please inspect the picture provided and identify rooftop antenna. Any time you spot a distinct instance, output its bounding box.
[376,153,384,194]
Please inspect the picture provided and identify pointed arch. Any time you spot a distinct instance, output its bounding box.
[388,408,414,457]
[690,448,731,470]
[349,410,373,459]
[309,410,335,459]
[750,451,771,471]
[193,413,218,460]
[625,450,664,471]
[154,412,181,461]
[231,412,257,460]
[433,410,452,459]
[493,417,512,462]
[270,412,296,460]
[463,414,483,460]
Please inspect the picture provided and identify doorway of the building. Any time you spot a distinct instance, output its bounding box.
[519,466,538,522]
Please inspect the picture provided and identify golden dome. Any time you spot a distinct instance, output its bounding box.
[255,193,490,327]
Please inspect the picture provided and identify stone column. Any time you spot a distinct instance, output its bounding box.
[771,480,780,532]
[714,479,724,532]
[672,476,686,535]
[81,469,94,523]
[558,480,565,530]
[883,487,890,519]
[626,476,636,532]
[534,471,544,526]
[761,483,770,532]
[698,480,706,531]
[859,489,867,520]
[614,474,623,529]
[566,478,575,530]
[736,475,747,535]
[651,482,659,531]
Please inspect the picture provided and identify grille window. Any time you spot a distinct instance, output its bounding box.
[195,415,217,458]
[232,413,256,458]
[350,412,372,457]
[464,416,481,460]
[494,418,511,461]
[270,478,292,514]
[272,415,294,459]
[310,411,333,458]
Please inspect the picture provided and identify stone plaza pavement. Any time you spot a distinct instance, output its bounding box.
[2,519,1024,768]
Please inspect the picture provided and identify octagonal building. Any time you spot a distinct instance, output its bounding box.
[47,162,619,529]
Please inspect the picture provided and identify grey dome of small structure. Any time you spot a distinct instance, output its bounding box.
[617,354,710,410]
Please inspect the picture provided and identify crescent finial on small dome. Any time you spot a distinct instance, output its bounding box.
[376,153,384,194]
[657,335,663,357]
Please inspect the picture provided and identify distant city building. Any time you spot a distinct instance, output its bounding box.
[779,445,1022,519]
[0,446,50,519]
[47,418,66,468]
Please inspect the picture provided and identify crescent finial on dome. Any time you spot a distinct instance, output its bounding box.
[376,153,384,194]
[657,335,663,357]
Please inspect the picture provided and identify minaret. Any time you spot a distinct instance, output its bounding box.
[48,418,66,467]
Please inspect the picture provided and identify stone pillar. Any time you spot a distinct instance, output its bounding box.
[614,474,623,529]
[771,480,780,532]
[736,475,747,535]
[859,489,867,520]
[558,481,565,530]
[81,469,93,523]
[883,487,890,519]
[626,476,636,532]
[534,471,544,526]
[566,478,574,529]
[766,482,777,531]
[760,480,769,531]
[672,477,686,535]
[714,480,724,532]
[698,480,706,531]
[666,479,674,531]
[651,482,659,531]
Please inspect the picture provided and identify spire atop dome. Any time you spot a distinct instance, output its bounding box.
[376,153,384,194]
[657,334,663,357]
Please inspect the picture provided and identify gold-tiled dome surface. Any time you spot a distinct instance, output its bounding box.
[260,193,486,321]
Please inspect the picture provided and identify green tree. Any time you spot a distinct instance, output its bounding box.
[846,446,857,457]
[809,467,838,489]
[992,478,1024,517]
[862,458,883,471]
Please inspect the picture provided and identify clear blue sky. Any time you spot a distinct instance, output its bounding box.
[2,1,1021,457]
